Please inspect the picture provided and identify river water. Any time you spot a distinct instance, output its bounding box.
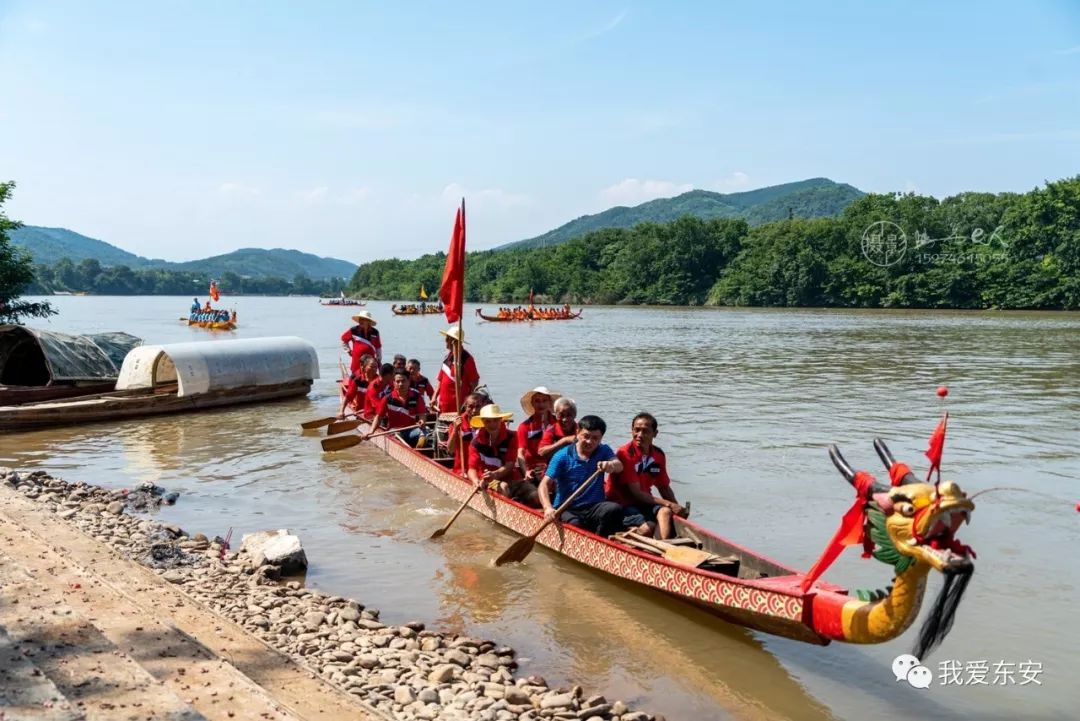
[3,296,1078,721]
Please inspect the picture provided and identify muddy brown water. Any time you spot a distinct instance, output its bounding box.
[3,296,1078,720]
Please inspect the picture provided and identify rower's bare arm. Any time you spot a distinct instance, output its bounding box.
[656,485,688,516]
[538,476,554,512]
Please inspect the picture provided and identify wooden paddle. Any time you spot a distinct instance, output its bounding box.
[493,468,604,567]
[320,422,427,452]
[429,483,484,539]
[301,416,338,430]
[327,418,364,434]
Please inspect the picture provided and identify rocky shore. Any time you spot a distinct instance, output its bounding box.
[2,469,663,721]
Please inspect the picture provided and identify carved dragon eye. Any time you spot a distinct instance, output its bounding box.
[896,502,915,517]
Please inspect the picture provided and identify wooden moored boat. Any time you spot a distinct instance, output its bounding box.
[475,308,582,322]
[0,337,318,431]
[0,325,141,406]
[346,425,977,650]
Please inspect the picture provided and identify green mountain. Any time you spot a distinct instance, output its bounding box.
[501,177,864,250]
[10,226,357,280]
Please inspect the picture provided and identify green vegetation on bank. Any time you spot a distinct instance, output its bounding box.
[28,261,347,297]
[10,226,358,280]
[1,182,56,323]
[500,178,864,250]
[348,177,1080,310]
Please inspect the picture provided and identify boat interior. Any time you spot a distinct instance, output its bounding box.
[398,416,788,582]
[0,330,52,387]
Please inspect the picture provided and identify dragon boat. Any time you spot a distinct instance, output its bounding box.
[334,420,976,651]
[187,318,237,331]
[391,304,445,316]
[475,308,582,322]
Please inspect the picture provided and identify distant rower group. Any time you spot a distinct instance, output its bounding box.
[190,298,236,324]
[337,311,687,540]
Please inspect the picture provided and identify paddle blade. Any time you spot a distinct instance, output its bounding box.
[493,536,536,567]
[429,526,448,539]
[662,546,715,568]
[301,417,336,430]
[328,419,363,434]
[321,434,362,452]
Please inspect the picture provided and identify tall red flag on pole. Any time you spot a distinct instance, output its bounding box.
[925,411,948,484]
[440,200,465,323]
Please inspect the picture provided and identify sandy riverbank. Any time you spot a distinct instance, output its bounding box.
[0,469,663,721]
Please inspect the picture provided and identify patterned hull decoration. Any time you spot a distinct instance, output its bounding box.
[370,432,842,645]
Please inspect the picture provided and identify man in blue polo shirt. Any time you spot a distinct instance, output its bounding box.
[538,415,625,537]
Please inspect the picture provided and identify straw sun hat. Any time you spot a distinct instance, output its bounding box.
[439,326,467,343]
[519,386,562,415]
[469,403,514,428]
[351,310,377,325]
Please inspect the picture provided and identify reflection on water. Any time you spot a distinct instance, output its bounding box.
[3,297,1078,720]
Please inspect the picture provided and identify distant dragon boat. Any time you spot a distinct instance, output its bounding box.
[475,307,582,322]
[391,304,444,316]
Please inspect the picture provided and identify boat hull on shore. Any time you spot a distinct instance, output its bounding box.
[359,426,841,645]
[1,336,318,431]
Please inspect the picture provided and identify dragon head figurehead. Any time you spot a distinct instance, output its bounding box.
[824,440,975,656]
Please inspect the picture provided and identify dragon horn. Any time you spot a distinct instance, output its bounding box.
[829,444,889,494]
[873,437,919,485]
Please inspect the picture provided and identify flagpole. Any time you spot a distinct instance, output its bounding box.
[453,199,465,476]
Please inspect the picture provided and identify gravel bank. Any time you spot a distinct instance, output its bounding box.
[2,468,664,721]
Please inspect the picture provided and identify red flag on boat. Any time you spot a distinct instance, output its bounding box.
[925,411,948,483]
[440,200,466,323]
[209,280,220,302]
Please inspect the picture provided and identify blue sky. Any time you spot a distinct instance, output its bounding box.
[1,1,1078,264]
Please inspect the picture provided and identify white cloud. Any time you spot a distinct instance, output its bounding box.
[598,178,694,206]
[580,10,627,41]
[218,182,260,198]
[339,187,371,205]
[709,171,751,192]
[295,186,330,204]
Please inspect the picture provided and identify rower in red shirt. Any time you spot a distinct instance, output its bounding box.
[516,386,560,482]
[538,397,578,462]
[366,368,428,447]
[340,311,381,374]
[434,326,479,413]
[605,412,688,539]
[407,358,435,400]
[338,354,376,417]
[467,404,538,507]
[446,391,489,475]
[363,363,394,418]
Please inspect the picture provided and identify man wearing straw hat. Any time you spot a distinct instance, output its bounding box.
[434,326,479,414]
[341,310,381,373]
[517,386,560,482]
[468,403,538,505]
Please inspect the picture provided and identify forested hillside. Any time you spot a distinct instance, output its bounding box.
[348,177,1079,310]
